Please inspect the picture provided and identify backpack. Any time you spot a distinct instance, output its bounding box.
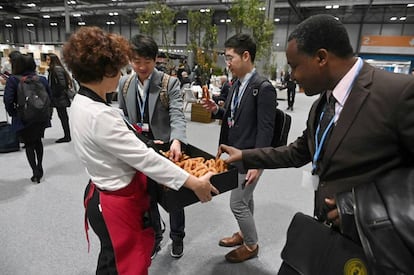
[251,75,292,147]
[121,72,171,108]
[16,75,52,124]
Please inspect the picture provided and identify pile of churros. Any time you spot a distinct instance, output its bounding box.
[160,150,227,177]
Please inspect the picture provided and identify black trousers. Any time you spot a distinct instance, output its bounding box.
[147,179,185,245]
[56,107,70,138]
[287,88,296,108]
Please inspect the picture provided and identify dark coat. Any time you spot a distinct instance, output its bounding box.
[213,71,277,173]
[241,62,414,222]
[48,66,71,108]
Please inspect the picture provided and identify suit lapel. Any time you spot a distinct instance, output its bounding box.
[148,69,162,123]
[234,85,252,121]
[320,64,372,175]
[234,73,258,121]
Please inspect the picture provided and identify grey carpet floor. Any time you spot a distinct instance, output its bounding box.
[0,92,317,275]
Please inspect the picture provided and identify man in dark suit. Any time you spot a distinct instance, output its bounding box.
[217,14,414,274]
[201,33,277,263]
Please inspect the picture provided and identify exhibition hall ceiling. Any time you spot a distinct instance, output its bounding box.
[0,0,413,26]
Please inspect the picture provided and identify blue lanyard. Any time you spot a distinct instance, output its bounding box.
[137,82,149,125]
[312,58,363,174]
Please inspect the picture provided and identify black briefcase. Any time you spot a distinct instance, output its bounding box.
[279,212,369,275]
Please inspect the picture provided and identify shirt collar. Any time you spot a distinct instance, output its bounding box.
[238,68,256,86]
[331,57,362,106]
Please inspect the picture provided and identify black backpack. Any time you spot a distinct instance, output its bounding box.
[16,75,52,124]
[251,75,292,147]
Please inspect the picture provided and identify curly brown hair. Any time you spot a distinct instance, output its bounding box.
[62,26,131,83]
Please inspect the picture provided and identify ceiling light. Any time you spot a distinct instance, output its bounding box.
[325,5,332,9]
[140,20,149,24]
[5,24,12,27]
[106,21,115,25]
[73,13,81,17]
[50,22,58,26]
[0,5,3,9]
[332,5,339,9]
[27,3,36,7]
[274,18,280,22]
[27,23,34,27]
[13,16,21,20]
[43,15,50,19]
[109,12,118,16]
[407,4,414,7]
[400,16,406,20]
[390,17,397,21]
[78,22,86,25]
[67,1,76,4]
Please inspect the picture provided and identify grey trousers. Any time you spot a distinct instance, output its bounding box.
[229,172,262,246]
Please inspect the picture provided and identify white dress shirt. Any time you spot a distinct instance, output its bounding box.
[70,94,188,191]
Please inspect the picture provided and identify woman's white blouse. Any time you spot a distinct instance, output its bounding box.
[69,94,189,191]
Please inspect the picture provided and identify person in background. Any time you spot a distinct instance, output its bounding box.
[3,53,52,183]
[283,72,296,111]
[0,50,21,85]
[212,75,231,106]
[180,71,191,89]
[216,14,414,274]
[201,33,277,263]
[117,34,189,260]
[46,53,72,143]
[63,26,218,275]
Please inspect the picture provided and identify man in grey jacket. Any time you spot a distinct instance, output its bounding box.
[118,34,187,259]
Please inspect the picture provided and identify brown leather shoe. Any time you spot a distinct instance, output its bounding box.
[225,245,259,263]
[219,232,243,247]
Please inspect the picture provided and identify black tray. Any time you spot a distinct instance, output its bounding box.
[154,143,238,212]
[129,129,238,212]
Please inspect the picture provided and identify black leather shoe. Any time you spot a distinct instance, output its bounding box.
[171,240,184,258]
[55,137,71,143]
[30,175,40,184]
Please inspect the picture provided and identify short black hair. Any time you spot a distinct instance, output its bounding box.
[288,14,354,58]
[224,33,257,63]
[12,54,35,75]
[130,34,158,60]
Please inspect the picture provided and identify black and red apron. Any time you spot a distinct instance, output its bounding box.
[84,171,154,275]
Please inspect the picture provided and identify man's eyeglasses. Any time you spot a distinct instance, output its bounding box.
[224,55,234,62]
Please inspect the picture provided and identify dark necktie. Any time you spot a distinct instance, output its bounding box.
[317,94,336,143]
[232,80,241,113]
